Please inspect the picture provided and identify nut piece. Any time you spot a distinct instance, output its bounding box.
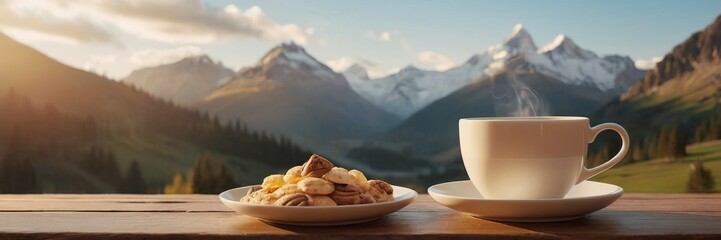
[301,154,334,178]
[349,169,371,191]
[368,180,393,194]
[275,193,313,206]
[368,180,394,202]
[330,184,362,205]
[283,166,304,184]
[359,193,377,204]
[259,193,280,205]
[241,187,277,205]
[262,174,286,191]
[247,186,263,196]
[240,186,260,203]
[310,195,338,206]
[274,183,301,197]
[297,177,335,195]
[322,168,356,185]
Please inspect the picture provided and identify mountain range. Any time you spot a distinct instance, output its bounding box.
[343,24,645,118]
[194,43,400,143]
[358,58,621,165]
[123,25,644,148]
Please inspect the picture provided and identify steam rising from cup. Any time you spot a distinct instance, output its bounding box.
[491,57,547,117]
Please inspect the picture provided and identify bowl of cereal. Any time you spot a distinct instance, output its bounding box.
[219,154,417,226]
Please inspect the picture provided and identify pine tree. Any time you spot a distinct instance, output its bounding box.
[674,127,687,157]
[215,162,236,193]
[647,134,659,160]
[0,130,20,193]
[182,155,238,194]
[686,161,715,193]
[656,126,671,158]
[631,143,647,162]
[0,127,38,193]
[590,145,610,167]
[666,126,686,160]
[118,160,147,194]
[104,149,121,185]
[709,119,721,141]
[20,158,37,193]
[191,154,214,194]
[695,120,711,143]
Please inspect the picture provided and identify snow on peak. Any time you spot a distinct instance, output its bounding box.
[537,35,597,60]
[528,34,626,90]
[343,25,642,118]
[506,24,526,40]
[280,41,304,53]
[502,23,537,53]
[256,42,338,80]
[260,42,309,64]
[261,42,317,67]
[538,34,567,53]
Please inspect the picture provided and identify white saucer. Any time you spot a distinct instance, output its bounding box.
[219,185,417,226]
[428,180,623,222]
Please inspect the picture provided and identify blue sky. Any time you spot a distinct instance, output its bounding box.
[1,0,719,79]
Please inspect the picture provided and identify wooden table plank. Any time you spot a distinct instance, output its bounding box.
[1,194,720,239]
[1,194,720,213]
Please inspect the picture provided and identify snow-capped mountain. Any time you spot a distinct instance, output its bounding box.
[122,55,233,104]
[529,34,644,91]
[344,60,489,118]
[197,42,400,143]
[344,24,644,118]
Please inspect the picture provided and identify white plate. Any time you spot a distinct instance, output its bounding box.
[219,185,417,226]
[428,180,622,222]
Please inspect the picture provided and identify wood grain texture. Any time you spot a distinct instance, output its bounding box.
[1,194,720,239]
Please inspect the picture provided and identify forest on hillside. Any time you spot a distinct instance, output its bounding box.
[0,87,309,194]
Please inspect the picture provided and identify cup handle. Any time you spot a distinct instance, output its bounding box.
[577,123,630,184]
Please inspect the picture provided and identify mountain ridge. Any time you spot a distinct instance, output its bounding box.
[122,54,233,105]
[623,14,721,99]
[344,25,644,118]
[196,42,401,143]
[371,61,618,163]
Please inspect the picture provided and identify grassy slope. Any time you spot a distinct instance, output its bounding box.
[31,132,277,193]
[108,133,277,191]
[593,141,721,193]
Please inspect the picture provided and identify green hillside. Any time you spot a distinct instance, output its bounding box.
[99,133,275,192]
[0,32,308,194]
[593,141,721,193]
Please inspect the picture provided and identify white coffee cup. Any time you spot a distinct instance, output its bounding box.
[458,116,629,199]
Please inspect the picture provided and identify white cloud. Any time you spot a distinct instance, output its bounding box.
[416,51,455,71]
[130,45,205,67]
[379,32,392,42]
[366,30,397,43]
[0,0,313,44]
[0,0,118,45]
[326,56,358,72]
[326,56,399,78]
[634,56,662,70]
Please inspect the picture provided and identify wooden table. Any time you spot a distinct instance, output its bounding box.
[1,194,720,239]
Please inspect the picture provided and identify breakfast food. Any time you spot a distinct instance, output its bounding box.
[240,154,394,206]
